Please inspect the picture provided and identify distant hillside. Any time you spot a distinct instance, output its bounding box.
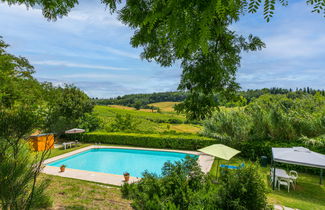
[94,105,202,134]
[92,87,325,109]
[93,91,187,109]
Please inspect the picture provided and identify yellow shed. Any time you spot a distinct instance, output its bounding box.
[29,133,55,151]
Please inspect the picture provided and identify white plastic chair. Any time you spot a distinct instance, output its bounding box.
[278,177,291,192]
[289,170,298,184]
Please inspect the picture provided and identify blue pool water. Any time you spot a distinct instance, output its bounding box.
[48,148,197,177]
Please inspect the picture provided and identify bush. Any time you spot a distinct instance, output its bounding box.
[107,114,138,132]
[203,109,252,145]
[121,157,220,209]
[219,163,268,210]
[122,157,268,210]
[204,94,325,144]
[76,113,101,132]
[77,132,217,150]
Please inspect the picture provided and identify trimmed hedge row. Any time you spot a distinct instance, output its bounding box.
[68,132,217,150]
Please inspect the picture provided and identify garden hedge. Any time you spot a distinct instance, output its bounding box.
[67,132,218,150]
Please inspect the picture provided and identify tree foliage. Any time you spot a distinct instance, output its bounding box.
[108,114,138,132]
[0,37,97,209]
[0,38,52,210]
[204,93,325,144]
[219,163,268,210]
[43,83,95,134]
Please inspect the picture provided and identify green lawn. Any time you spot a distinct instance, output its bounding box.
[47,144,92,158]
[42,174,131,209]
[210,158,325,209]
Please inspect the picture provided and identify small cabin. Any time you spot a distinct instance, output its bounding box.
[29,133,55,151]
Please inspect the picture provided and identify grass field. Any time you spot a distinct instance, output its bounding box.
[94,105,201,134]
[148,101,180,112]
[209,158,325,210]
[95,105,184,122]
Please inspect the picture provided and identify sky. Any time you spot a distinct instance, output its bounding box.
[0,0,324,98]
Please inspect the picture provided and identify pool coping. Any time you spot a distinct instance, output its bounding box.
[42,145,214,186]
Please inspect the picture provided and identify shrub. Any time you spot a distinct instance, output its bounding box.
[121,157,220,209]
[108,114,138,132]
[203,109,252,145]
[218,163,268,210]
[122,157,268,210]
[76,132,217,150]
[76,113,101,132]
[204,94,325,144]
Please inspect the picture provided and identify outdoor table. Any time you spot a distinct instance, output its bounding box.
[63,141,77,150]
[274,168,291,179]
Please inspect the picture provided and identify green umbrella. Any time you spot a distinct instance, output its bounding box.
[198,144,240,180]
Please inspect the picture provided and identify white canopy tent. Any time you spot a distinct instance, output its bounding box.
[271,147,325,190]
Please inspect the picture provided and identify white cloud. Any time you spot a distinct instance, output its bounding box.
[104,46,140,59]
[60,73,144,81]
[262,34,325,59]
[32,60,128,71]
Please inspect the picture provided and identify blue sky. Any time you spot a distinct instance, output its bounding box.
[0,0,324,98]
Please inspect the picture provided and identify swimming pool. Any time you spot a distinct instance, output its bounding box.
[47,148,197,177]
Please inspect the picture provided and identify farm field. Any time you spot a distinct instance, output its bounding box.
[94,105,202,134]
[148,101,180,112]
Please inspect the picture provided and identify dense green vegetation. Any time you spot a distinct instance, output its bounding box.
[43,83,99,135]
[204,93,325,143]
[0,38,97,209]
[122,157,267,209]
